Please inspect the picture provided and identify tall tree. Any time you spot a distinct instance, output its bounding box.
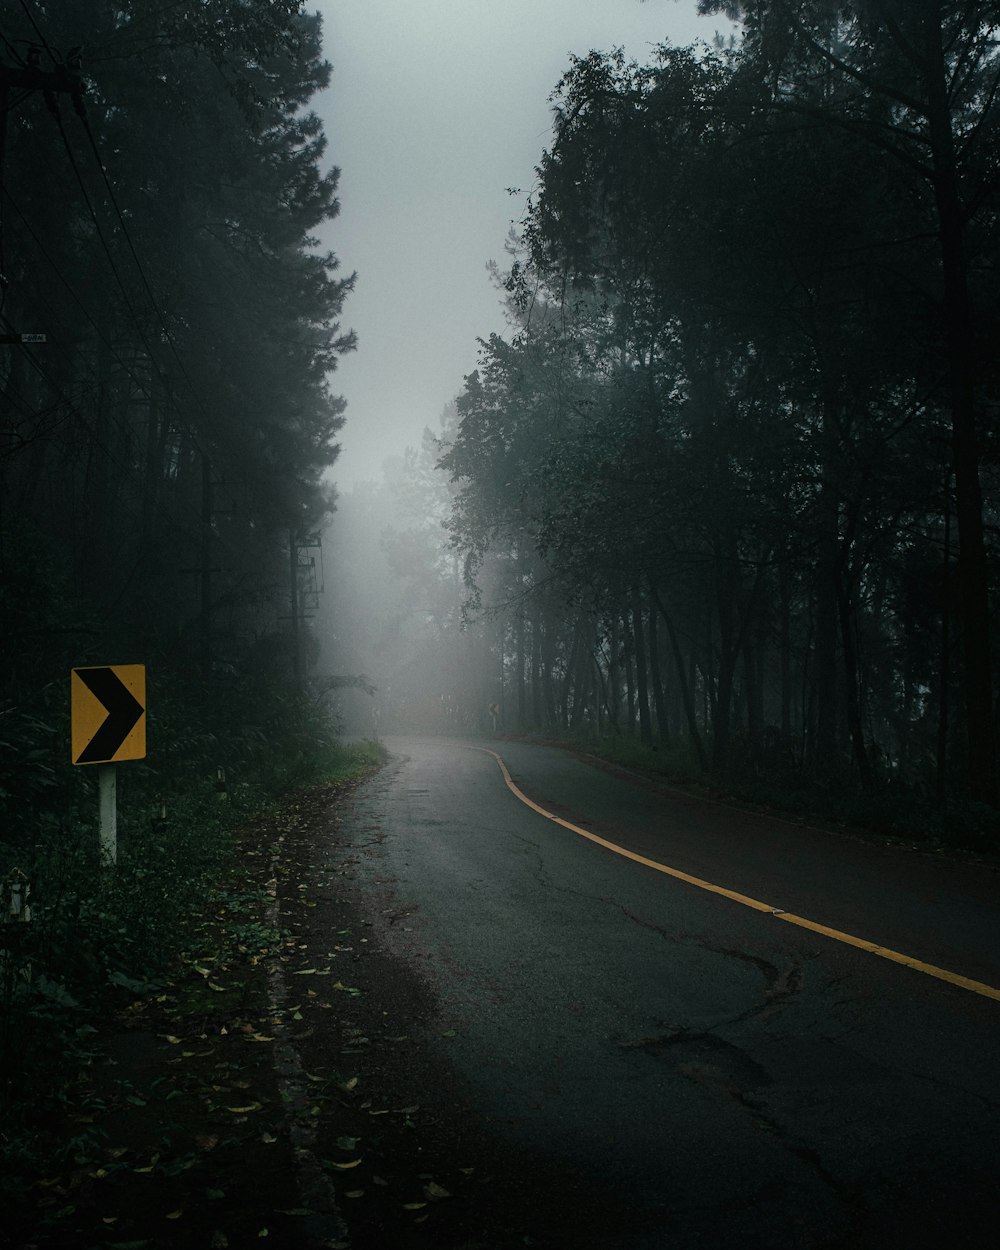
[695,0,1000,796]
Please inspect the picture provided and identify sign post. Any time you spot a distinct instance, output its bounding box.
[98,765,117,865]
[71,665,146,866]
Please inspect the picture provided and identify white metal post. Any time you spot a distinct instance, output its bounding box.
[98,764,117,866]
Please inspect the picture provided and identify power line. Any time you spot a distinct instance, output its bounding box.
[47,99,170,396]
[73,107,214,444]
[1,188,249,570]
[0,25,28,67]
[3,183,168,411]
[20,12,217,459]
[16,0,57,68]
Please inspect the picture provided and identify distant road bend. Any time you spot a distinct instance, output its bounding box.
[341,735,1000,1249]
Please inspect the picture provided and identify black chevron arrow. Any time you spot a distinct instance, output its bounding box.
[75,667,144,763]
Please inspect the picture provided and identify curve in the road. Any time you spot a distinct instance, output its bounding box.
[472,745,1000,1004]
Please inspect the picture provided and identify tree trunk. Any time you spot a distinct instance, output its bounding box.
[530,597,542,728]
[924,5,997,803]
[632,585,653,746]
[647,600,669,742]
[607,618,621,732]
[812,412,841,775]
[936,473,953,804]
[649,581,709,771]
[836,566,874,791]
[516,609,526,730]
[779,556,792,740]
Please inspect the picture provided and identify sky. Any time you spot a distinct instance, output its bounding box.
[312,0,735,488]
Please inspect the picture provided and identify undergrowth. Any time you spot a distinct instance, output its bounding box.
[541,731,1000,857]
[0,665,384,1208]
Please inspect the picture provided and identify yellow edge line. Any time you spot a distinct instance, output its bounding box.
[473,747,1000,1004]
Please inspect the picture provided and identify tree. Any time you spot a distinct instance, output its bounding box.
[695,0,1000,797]
[1,0,354,687]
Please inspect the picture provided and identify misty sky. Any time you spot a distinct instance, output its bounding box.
[313,0,734,488]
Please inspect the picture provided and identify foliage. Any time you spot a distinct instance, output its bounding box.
[438,13,1000,832]
[0,0,374,1177]
[0,734,384,1243]
[0,702,382,1142]
[1,0,353,676]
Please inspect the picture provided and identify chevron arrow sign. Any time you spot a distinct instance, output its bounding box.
[71,665,146,765]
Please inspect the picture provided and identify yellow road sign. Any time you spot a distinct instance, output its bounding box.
[71,664,146,765]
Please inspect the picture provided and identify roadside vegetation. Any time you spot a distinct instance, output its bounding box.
[0,2,378,1234]
[0,656,382,1237]
[539,731,1000,858]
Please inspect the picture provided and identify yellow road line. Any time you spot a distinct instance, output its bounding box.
[473,746,1000,1004]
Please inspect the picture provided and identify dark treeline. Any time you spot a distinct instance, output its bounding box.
[440,2,1000,822]
[0,0,358,1104]
[1,0,352,784]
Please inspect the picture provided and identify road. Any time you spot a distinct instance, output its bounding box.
[335,735,1000,1248]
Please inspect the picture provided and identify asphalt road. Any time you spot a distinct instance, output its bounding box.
[338,735,1000,1248]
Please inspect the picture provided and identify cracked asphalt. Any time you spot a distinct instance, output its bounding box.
[333,735,1000,1248]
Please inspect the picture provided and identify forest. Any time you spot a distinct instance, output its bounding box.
[1,0,353,699]
[0,0,373,1133]
[3,0,1000,1233]
[406,1,1000,837]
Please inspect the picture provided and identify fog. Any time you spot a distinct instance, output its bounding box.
[311,2,733,734]
[311,0,729,487]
